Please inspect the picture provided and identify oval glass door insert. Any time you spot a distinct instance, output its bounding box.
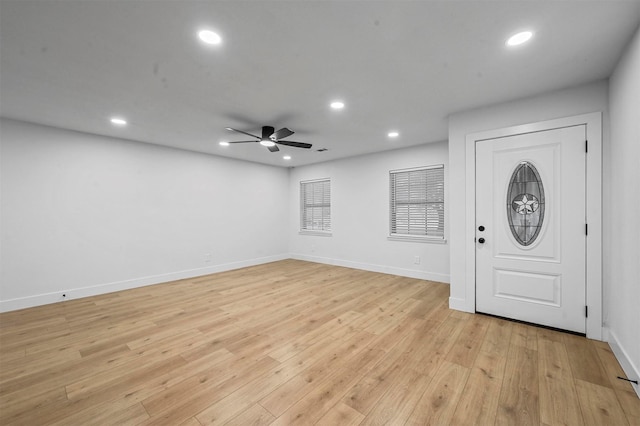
[507,161,545,246]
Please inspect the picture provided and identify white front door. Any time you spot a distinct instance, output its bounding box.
[475,125,587,333]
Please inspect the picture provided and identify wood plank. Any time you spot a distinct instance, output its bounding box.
[49,401,150,426]
[268,345,385,426]
[109,348,235,405]
[563,333,610,387]
[0,345,81,382]
[450,351,506,425]
[4,355,186,425]
[141,354,276,418]
[341,324,427,415]
[479,316,512,356]
[495,342,539,425]
[65,331,203,399]
[192,334,353,425]
[359,372,432,426]
[224,403,275,426]
[407,315,465,377]
[444,313,490,368]
[510,322,538,351]
[140,356,279,426]
[177,418,202,426]
[0,385,68,422]
[614,388,640,426]
[537,333,584,426]
[593,340,639,395]
[404,361,469,426]
[0,343,131,399]
[315,402,365,426]
[268,366,367,426]
[258,331,377,417]
[575,379,630,426]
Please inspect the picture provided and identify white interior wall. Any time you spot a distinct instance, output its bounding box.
[288,142,450,282]
[447,80,609,313]
[608,25,640,396]
[0,118,290,311]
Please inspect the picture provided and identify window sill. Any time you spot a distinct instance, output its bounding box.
[299,231,333,237]
[387,235,447,244]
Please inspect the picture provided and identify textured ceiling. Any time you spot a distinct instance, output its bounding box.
[1,1,639,167]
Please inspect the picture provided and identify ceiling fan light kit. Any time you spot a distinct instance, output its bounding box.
[225,125,312,153]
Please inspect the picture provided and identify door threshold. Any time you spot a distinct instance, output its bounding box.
[476,311,586,337]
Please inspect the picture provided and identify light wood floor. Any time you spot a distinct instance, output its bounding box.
[1,260,638,425]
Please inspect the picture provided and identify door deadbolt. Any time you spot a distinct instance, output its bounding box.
[478,226,485,231]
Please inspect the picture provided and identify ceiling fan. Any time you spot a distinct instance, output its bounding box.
[225,126,312,152]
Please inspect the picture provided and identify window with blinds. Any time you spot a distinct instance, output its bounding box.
[390,165,444,239]
[300,178,331,233]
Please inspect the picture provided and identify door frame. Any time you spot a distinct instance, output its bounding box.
[464,112,602,340]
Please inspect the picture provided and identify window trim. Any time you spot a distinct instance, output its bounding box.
[389,164,445,242]
[387,234,447,243]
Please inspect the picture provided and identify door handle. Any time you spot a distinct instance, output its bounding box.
[478,238,485,244]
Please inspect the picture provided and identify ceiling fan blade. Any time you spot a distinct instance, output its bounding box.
[227,140,258,144]
[262,126,276,140]
[276,140,312,149]
[225,127,260,140]
[267,145,280,152]
[272,127,294,140]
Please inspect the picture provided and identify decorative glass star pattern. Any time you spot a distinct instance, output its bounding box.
[512,193,539,215]
[507,162,545,246]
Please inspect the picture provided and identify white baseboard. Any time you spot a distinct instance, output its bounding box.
[290,253,450,283]
[0,254,289,313]
[607,328,640,398]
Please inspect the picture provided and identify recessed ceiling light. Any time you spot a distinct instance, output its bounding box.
[388,131,399,138]
[110,117,127,126]
[198,29,222,45]
[506,31,533,47]
[283,155,291,160]
[330,101,345,110]
[219,141,229,146]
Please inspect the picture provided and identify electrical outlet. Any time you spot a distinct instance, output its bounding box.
[311,244,316,253]
[204,253,212,264]
[414,256,421,265]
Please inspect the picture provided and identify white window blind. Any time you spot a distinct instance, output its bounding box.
[390,165,444,239]
[300,179,331,232]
